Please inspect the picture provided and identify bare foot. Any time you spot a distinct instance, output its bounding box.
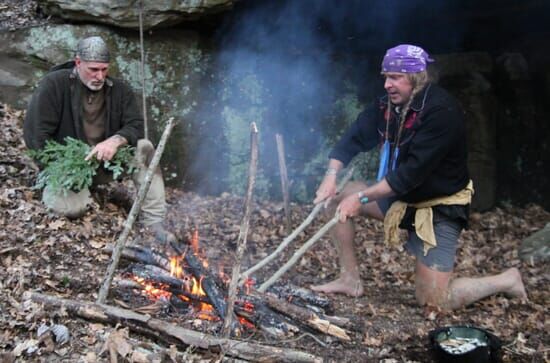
[503,268,528,301]
[311,277,364,297]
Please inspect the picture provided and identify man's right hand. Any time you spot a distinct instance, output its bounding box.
[313,174,337,204]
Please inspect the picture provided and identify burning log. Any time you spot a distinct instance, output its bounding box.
[105,245,349,340]
[24,292,322,363]
[172,243,229,321]
[127,265,211,304]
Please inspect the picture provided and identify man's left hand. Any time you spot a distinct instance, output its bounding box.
[337,194,362,223]
[85,135,127,161]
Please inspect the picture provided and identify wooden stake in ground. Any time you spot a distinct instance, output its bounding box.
[222,122,259,338]
[138,0,148,140]
[276,133,291,233]
[97,117,176,304]
[25,292,322,363]
[258,212,340,292]
[239,168,353,284]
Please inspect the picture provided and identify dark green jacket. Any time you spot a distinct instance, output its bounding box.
[24,61,144,150]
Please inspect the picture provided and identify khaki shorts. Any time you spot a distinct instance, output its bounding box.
[377,198,462,272]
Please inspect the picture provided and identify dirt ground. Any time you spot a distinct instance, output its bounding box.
[0,98,549,363]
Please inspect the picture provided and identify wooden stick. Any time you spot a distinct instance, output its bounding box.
[258,292,351,341]
[97,117,176,304]
[138,0,148,140]
[258,213,340,292]
[222,122,259,338]
[276,133,291,233]
[240,168,353,283]
[104,244,172,270]
[24,292,322,363]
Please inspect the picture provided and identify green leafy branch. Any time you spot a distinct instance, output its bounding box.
[28,137,136,195]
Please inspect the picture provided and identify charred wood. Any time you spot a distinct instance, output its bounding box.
[268,283,333,313]
[251,291,351,341]
[170,242,229,321]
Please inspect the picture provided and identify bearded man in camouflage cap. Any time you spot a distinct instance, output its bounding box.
[24,36,175,244]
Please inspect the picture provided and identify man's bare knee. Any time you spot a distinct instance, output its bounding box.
[414,261,452,308]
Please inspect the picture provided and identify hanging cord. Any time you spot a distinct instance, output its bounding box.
[384,97,391,140]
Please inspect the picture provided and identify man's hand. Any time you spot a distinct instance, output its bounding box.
[85,135,127,161]
[337,193,362,223]
[313,174,337,205]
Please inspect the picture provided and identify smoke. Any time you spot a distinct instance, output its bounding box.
[189,0,464,199]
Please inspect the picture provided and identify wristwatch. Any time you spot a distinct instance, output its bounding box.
[357,191,369,204]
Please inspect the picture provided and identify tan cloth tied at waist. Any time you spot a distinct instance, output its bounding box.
[384,180,474,255]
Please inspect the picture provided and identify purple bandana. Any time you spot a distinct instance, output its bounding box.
[381,44,434,73]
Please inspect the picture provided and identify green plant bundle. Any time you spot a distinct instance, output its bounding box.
[28,137,136,194]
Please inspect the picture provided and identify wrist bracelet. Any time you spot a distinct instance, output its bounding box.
[326,167,338,176]
[357,191,369,204]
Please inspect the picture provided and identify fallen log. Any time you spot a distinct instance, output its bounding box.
[24,292,322,363]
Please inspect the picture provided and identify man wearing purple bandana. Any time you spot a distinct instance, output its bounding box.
[312,44,526,310]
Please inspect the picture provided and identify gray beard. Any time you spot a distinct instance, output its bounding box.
[85,80,105,91]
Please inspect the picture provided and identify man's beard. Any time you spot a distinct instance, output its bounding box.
[85,80,105,91]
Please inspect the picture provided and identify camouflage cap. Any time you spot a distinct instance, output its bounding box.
[76,36,110,62]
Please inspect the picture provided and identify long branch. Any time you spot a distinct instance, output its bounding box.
[139,0,148,140]
[276,133,291,233]
[222,122,259,338]
[25,292,322,363]
[97,117,176,303]
[258,213,340,292]
[240,168,353,282]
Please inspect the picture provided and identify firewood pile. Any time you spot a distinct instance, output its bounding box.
[108,239,352,341]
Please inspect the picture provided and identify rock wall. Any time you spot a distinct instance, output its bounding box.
[1,19,549,210]
[36,0,234,29]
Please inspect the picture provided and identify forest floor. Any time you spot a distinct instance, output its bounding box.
[1,99,549,363]
[1,2,549,361]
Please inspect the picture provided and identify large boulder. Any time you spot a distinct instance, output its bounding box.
[520,223,550,263]
[433,52,497,211]
[37,0,234,30]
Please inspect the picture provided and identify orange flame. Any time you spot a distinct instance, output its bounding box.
[244,278,255,295]
[133,276,171,299]
[238,316,255,330]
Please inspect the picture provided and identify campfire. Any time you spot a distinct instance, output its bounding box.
[110,229,351,341]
